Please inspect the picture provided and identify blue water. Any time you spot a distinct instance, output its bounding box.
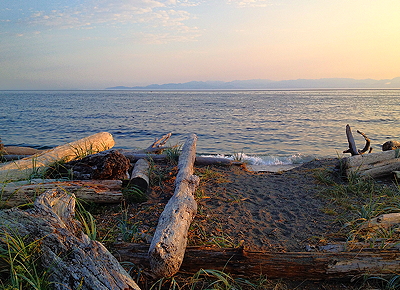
[1,90,399,165]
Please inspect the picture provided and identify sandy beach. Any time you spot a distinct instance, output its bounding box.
[189,158,342,252]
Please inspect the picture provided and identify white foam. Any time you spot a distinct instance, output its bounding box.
[200,153,314,166]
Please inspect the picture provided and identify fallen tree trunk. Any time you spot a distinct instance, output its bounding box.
[0,132,115,182]
[343,149,400,178]
[0,179,123,208]
[129,158,150,192]
[114,243,400,280]
[0,189,141,290]
[123,152,239,166]
[148,133,200,278]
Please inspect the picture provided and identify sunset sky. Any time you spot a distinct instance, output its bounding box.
[1,0,400,89]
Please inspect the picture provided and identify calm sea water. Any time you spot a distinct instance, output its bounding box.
[1,90,399,165]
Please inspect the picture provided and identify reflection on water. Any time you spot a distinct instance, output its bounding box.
[0,90,399,159]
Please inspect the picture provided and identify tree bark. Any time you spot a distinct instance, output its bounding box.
[114,243,400,281]
[0,189,141,290]
[0,180,123,208]
[148,133,200,278]
[0,132,115,182]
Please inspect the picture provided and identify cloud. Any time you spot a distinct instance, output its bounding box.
[25,0,199,42]
[227,0,272,8]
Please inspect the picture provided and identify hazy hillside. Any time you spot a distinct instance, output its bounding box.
[106,77,400,90]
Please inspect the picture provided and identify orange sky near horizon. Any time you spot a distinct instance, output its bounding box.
[1,0,400,89]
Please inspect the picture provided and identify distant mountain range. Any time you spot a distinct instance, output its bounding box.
[106,77,400,90]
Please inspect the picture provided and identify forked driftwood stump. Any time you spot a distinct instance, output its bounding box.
[343,124,372,156]
[0,189,141,290]
[0,132,115,182]
[148,133,200,278]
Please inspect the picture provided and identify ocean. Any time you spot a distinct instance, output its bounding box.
[1,89,399,167]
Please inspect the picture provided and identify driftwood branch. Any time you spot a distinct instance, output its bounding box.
[133,133,173,154]
[0,189,141,290]
[0,132,115,182]
[148,133,200,278]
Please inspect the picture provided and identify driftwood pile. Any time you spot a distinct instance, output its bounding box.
[342,124,400,178]
[2,129,400,289]
[0,132,229,288]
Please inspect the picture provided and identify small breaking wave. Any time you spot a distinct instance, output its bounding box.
[199,153,315,166]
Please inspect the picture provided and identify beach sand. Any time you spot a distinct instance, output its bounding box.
[190,158,342,252]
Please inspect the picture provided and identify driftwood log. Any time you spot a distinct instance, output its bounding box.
[148,133,200,278]
[129,158,150,192]
[114,243,400,280]
[0,179,123,208]
[0,189,141,290]
[0,132,115,182]
[123,152,240,166]
[343,149,400,178]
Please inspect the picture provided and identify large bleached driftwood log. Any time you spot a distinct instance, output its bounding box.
[148,133,200,278]
[0,179,123,208]
[0,189,141,290]
[0,132,115,182]
[114,243,400,280]
[343,149,400,178]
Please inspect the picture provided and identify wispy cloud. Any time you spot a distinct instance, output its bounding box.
[23,0,200,42]
[227,0,273,8]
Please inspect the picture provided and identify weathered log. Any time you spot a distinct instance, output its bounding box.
[343,149,400,178]
[360,212,400,230]
[148,133,200,278]
[0,132,115,182]
[382,140,400,151]
[123,152,239,166]
[0,179,123,208]
[129,159,150,192]
[344,149,400,169]
[0,189,141,290]
[114,243,400,280]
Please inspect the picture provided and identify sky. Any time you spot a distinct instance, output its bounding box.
[1,0,400,90]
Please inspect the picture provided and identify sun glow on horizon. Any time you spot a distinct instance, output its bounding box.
[0,0,399,89]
